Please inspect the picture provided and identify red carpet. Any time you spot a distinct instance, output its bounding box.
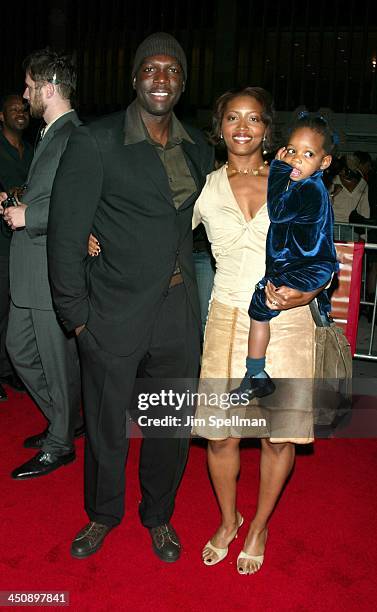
[1,387,376,611]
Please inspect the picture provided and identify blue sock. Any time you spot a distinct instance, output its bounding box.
[246,356,266,377]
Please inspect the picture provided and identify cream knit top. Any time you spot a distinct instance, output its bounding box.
[193,165,269,309]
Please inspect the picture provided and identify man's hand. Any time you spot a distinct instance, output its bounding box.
[265,280,324,310]
[3,195,27,230]
[75,324,86,336]
[0,192,8,216]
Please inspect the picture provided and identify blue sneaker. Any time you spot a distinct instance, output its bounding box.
[229,371,275,405]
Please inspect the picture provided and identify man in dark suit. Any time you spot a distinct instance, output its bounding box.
[0,49,83,479]
[0,93,33,400]
[48,32,214,562]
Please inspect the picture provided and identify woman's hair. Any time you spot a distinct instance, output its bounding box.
[354,150,371,164]
[209,86,274,151]
[287,112,338,155]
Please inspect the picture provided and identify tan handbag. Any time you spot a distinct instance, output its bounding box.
[311,301,353,436]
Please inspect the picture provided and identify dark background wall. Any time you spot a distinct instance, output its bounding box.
[1,0,377,119]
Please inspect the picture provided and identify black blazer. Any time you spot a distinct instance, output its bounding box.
[48,108,214,356]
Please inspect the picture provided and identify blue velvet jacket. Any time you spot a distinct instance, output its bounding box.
[265,159,338,292]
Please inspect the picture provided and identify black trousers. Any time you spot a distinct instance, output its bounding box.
[77,284,200,528]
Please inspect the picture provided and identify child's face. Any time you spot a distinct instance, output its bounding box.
[284,127,332,182]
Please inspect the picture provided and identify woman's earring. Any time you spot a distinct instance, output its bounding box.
[220,131,223,139]
[262,136,268,155]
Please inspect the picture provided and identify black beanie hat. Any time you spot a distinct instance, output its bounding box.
[132,32,187,80]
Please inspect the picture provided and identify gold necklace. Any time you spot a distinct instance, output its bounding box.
[225,160,268,176]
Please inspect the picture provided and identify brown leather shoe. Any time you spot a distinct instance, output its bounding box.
[149,523,181,562]
[71,521,112,559]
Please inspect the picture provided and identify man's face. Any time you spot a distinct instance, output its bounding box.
[23,72,46,119]
[0,95,29,132]
[134,54,185,118]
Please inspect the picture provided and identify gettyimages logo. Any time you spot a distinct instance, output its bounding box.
[136,389,251,411]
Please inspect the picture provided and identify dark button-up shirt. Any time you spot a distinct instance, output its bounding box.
[124,100,197,209]
[0,131,33,255]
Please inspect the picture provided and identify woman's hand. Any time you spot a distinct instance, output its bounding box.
[75,324,86,336]
[265,280,324,310]
[88,233,101,256]
[330,184,343,200]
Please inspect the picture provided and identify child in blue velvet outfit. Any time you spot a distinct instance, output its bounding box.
[232,114,338,401]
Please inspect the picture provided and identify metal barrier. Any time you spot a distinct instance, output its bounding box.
[334,223,377,361]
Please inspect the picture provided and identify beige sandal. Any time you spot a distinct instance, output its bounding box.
[237,550,264,574]
[237,529,268,575]
[202,515,244,566]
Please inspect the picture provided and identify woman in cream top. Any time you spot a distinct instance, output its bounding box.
[192,87,321,577]
[193,164,269,310]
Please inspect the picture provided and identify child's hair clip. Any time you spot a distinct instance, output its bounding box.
[317,114,328,125]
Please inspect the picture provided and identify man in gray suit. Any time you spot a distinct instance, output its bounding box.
[0,48,82,479]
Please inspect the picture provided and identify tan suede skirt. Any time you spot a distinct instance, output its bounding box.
[193,299,315,443]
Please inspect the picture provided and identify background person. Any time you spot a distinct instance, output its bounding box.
[0,93,32,400]
[193,224,215,339]
[330,155,370,241]
[352,151,377,303]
